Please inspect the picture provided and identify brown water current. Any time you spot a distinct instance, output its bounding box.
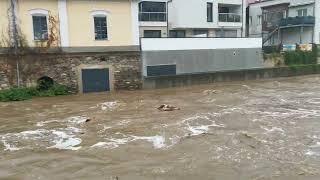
[1,75,320,180]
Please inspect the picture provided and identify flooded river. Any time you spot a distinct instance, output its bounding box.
[1,75,320,180]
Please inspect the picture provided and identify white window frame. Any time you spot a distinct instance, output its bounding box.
[29,9,49,41]
[257,15,262,25]
[90,10,111,41]
[297,9,308,17]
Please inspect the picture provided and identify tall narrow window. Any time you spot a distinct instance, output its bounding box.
[32,16,48,40]
[257,15,262,25]
[207,2,213,22]
[94,16,108,40]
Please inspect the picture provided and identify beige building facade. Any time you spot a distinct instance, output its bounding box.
[0,0,139,49]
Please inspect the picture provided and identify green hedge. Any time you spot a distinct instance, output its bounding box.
[284,47,318,65]
[0,84,70,102]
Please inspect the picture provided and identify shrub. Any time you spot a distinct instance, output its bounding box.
[0,84,70,102]
[284,47,317,66]
[0,87,33,101]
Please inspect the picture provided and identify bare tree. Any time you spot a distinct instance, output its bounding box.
[0,0,61,87]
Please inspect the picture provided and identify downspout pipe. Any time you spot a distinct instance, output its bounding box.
[10,0,20,87]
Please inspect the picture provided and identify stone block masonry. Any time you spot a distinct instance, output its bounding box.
[0,51,142,92]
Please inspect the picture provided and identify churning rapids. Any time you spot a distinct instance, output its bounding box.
[1,75,320,179]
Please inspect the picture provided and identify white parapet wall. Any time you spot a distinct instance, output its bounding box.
[141,38,262,51]
[141,38,264,77]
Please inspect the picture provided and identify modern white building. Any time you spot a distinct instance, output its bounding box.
[132,0,246,38]
[248,0,320,46]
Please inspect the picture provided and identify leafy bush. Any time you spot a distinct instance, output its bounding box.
[0,87,33,101]
[284,47,318,66]
[0,84,70,102]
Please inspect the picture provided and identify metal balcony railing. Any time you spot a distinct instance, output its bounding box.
[279,16,315,27]
[139,12,167,22]
[218,13,241,23]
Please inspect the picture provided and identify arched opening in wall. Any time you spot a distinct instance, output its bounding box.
[37,76,54,90]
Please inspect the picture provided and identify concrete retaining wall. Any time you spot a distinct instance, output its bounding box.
[141,38,264,77]
[143,48,264,75]
[143,64,320,89]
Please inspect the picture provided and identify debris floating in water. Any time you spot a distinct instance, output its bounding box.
[157,104,180,111]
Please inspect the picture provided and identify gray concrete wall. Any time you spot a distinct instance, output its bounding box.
[142,48,264,76]
[143,64,320,89]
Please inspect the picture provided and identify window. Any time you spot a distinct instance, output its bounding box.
[193,29,208,37]
[139,1,167,22]
[147,64,176,76]
[257,15,262,25]
[169,30,186,38]
[94,16,108,40]
[297,9,307,17]
[207,2,213,22]
[144,30,162,38]
[216,30,237,38]
[219,7,229,13]
[32,16,48,40]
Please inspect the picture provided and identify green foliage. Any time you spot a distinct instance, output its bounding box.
[0,87,33,101]
[284,47,318,66]
[0,84,70,102]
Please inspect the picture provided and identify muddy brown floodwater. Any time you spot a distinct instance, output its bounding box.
[1,75,320,180]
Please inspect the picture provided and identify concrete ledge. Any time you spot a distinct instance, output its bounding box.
[143,64,320,89]
[0,46,140,55]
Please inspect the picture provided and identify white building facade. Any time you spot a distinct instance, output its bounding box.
[132,0,246,38]
[248,0,320,45]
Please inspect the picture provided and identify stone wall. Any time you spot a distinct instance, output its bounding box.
[0,51,142,92]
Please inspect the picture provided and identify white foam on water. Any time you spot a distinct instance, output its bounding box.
[306,150,320,156]
[36,120,60,127]
[307,98,320,105]
[261,126,285,134]
[310,142,320,148]
[181,113,225,136]
[1,139,21,151]
[1,127,82,151]
[66,116,89,124]
[48,130,82,151]
[99,101,119,111]
[116,120,131,126]
[187,125,209,136]
[36,115,89,127]
[132,135,166,149]
[91,137,131,149]
[91,135,166,149]
[98,125,112,134]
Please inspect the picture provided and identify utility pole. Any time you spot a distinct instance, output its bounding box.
[10,0,20,87]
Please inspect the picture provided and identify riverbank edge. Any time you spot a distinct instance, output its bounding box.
[143,64,320,89]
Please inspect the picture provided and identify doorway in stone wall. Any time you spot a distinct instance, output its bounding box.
[81,68,110,93]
